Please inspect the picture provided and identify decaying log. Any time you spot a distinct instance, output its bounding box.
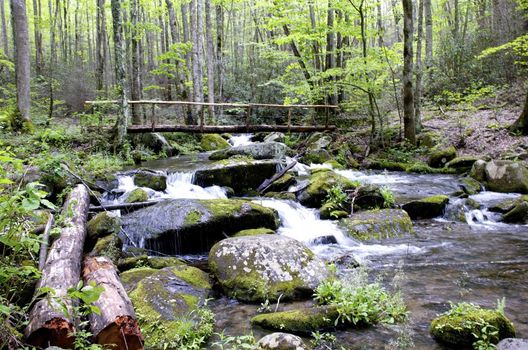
[25,185,90,349]
[125,124,336,133]
[89,200,159,213]
[257,159,298,194]
[83,256,143,350]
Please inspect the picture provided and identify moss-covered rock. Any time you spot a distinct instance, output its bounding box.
[265,173,295,193]
[209,142,290,160]
[117,255,186,272]
[430,304,515,348]
[470,160,528,194]
[301,149,332,164]
[324,160,346,170]
[338,209,414,241]
[460,177,483,195]
[125,188,149,203]
[257,332,307,350]
[263,132,285,143]
[90,234,123,264]
[428,146,457,168]
[251,305,339,333]
[502,201,528,224]
[402,195,449,219]
[200,133,230,151]
[417,131,441,148]
[319,203,349,220]
[194,160,278,195]
[297,170,358,208]
[367,160,409,172]
[489,195,528,213]
[136,132,176,156]
[133,170,167,191]
[264,192,298,201]
[209,235,331,302]
[446,156,479,173]
[232,228,275,237]
[126,266,214,349]
[120,267,158,290]
[122,199,279,255]
[87,211,121,240]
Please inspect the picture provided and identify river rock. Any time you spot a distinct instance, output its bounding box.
[209,142,290,160]
[264,132,286,143]
[232,227,275,237]
[124,266,214,349]
[446,156,479,173]
[251,305,338,333]
[133,170,167,191]
[428,146,457,168]
[470,160,528,193]
[137,132,175,156]
[306,133,332,150]
[257,332,308,350]
[502,201,528,224]
[339,209,414,241]
[121,199,279,255]
[209,235,331,302]
[87,211,121,240]
[297,170,358,208]
[89,234,123,264]
[402,195,449,219]
[301,149,332,164]
[200,133,230,151]
[194,159,278,195]
[117,256,185,272]
[125,188,149,203]
[265,173,295,193]
[497,338,528,350]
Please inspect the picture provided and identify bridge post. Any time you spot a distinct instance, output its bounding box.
[288,107,292,133]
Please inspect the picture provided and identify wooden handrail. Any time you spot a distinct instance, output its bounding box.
[85,100,338,109]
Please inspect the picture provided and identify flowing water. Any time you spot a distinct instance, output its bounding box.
[106,136,528,349]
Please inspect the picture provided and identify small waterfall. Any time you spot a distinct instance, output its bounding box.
[229,134,254,147]
[161,172,227,200]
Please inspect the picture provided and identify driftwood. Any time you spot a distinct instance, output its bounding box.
[257,159,298,194]
[38,213,55,271]
[89,200,159,213]
[82,256,143,350]
[25,185,90,348]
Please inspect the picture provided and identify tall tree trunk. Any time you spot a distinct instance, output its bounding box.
[402,0,416,144]
[414,0,424,132]
[215,4,224,103]
[205,0,215,119]
[10,0,32,130]
[47,0,58,122]
[130,0,141,124]
[424,0,432,82]
[377,1,383,47]
[510,92,528,135]
[325,0,337,105]
[166,0,185,97]
[309,1,322,72]
[190,0,203,122]
[391,0,401,43]
[0,0,8,56]
[32,0,42,75]
[96,0,106,95]
[111,0,130,151]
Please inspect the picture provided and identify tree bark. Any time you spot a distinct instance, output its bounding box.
[25,185,90,349]
[424,0,432,82]
[414,0,424,132]
[190,0,204,122]
[96,0,106,95]
[83,256,143,350]
[510,92,528,135]
[130,0,141,124]
[325,0,337,105]
[10,0,32,129]
[205,0,215,119]
[402,0,416,144]
[32,0,42,75]
[215,4,224,103]
[0,0,8,56]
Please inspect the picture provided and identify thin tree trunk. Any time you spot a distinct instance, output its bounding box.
[391,0,401,42]
[205,0,215,119]
[309,1,322,72]
[215,4,224,103]
[424,0,432,82]
[376,1,383,47]
[325,0,337,105]
[166,0,184,97]
[10,0,32,129]
[96,0,106,95]
[0,0,8,56]
[190,0,204,122]
[130,0,141,124]
[414,0,424,132]
[402,0,416,144]
[32,0,42,75]
[181,2,194,122]
[510,91,528,135]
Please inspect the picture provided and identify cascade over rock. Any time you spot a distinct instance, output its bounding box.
[208,141,290,160]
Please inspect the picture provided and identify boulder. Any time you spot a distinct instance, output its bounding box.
[428,146,457,168]
[460,177,483,195]
[257,332,308,350]
[200,133,230,151]
[209,235,331,302]
[319,203,349,220]
[301,149,332,164]
[339,209,414,241]
[306,133,332,150]
[470,160,528,194]
[90,234,123,264]
[265,173,295,193]
[125,188,149,203]
[87,211,121,240]
[121,199,279,255]
[446,156,479,173]
[209,142,290,160]
[137,133,175,156]
[133,170,167,191]
[232,227,275,237]
[251,305,338,333]
[194,160,278,195]
[402,195,449,219]
[417,131,441,148]
[430,306,515,348]
[353,184,389,210]
[124,266,214,349]
[264,192,297,201]
[264,132,286,143]
[497,338,528,350]
[502,201,528,224]
[117,256,185,272]
[297,170,358,208]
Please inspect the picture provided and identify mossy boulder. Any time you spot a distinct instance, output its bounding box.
[121,199,279,255]
[297,170,358,208]
[251,305,338,333]
[367,160,409,172]
[470,160,528,194]
[430,305,515,348]
[209,142,290,160]
[89,234,123,264]
[209,235,331,302]
[502,201,528,224]
[402,195,449,219]
[265,173,295,193]
[264,192,298,201]
[446,156,479,173]
[117,256,185,272]
[257,332,307,350]
[460,177,483,195]
[324,160,346,170]
[354,184,389,210]
[417,131,441,148]
[263,132,285,143]
[125,188,149,203]
[126,266,214,349]
[301,149,332,164]
[306,133,332,150]
[133,170,167,191]
[338,209,414,241]
[232,228,275,237]
[136,132,175,156]
[319,203,349,220]
[200,133,230,151]
[87,211,121,240]
[194,160,278,195]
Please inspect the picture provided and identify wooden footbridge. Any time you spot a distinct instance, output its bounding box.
[85,100,338,133]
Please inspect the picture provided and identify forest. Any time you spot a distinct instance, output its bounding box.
[0,0,527,349]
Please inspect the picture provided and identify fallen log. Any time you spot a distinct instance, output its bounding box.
[83,256,143,350]
[25,185,90,349]
[258,159,298,194]
[124,124,337,133]
[89,200,160,213]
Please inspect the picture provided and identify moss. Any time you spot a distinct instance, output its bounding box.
[339,209,414,241]
[428,146,457,168]
[406,162,456,174]
[126,188,149,203]
[147,257,185,269]
[251,306,339,333]
[319,203,349,220]
[87,211,121,239]
[300,170,358,208]
[367,159,409,171]
[301,149,332,164]
[324,160,345,170]
[264,192,297,201]
[200,134,230,151]
[461,177,483,195]
[170,265,212,290]
[90,234,123,263]
[184,209,203,225]
[213,155,254,166]
[402,195,449,220]
[120,267,157,290]
[446,156,479,173]
[134,171,167,191]
[422,195,450,204]
[232,228,275,237]
[265,173,295,192]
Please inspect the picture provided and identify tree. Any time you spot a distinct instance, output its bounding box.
[402,0,416,144]
[10,0,32,131]
[0,0,8,56]
[510,91,528,135]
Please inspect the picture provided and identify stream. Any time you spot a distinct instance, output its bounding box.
[103,135,528,349]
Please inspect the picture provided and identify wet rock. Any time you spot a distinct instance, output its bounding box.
[497,338,528,350]
[446,156,479,173]
[200,133,230,151]
[470,160,528,194]
[251,305,338,333]
[137,132,175,156]
[306,133,332,150]
[121,199,279,255]
[354,184,389,210]
[87,211,121,240]
[257,332,308,350]
[297,170,358,208]
[209,142,290,160]
[402,195,449,219]
[460,177,483,195]
[502,201,528,224]
[89,234,123,264]
[209,235,331,302]
[232,227,275,237]
[265,173,295,193]
[133,170,167,191]
[430,306,515,348]
[125,188,149,203]
[310,235,338,245]
[319,203,348,220]
[118,256,185,273]
[264,132,286,143]
[264,192,298,201]
[194,160,278,195]
[323,160,346,170]
[339,209,414,241]
[301,149,332,164]
[428,146,457,168]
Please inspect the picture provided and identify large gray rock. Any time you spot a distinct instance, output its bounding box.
[402,195,449,219]
[470,160,528,193]
[257,333,307,350]
[121,199,278,255]
[297,170,358,208]
[209,141,290,160]
[339,209,414,241]
[133,169,167,191]
[497,338,528,350]
[209,235,331,302]
[264,132,286,143]
[138,132,175,156]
